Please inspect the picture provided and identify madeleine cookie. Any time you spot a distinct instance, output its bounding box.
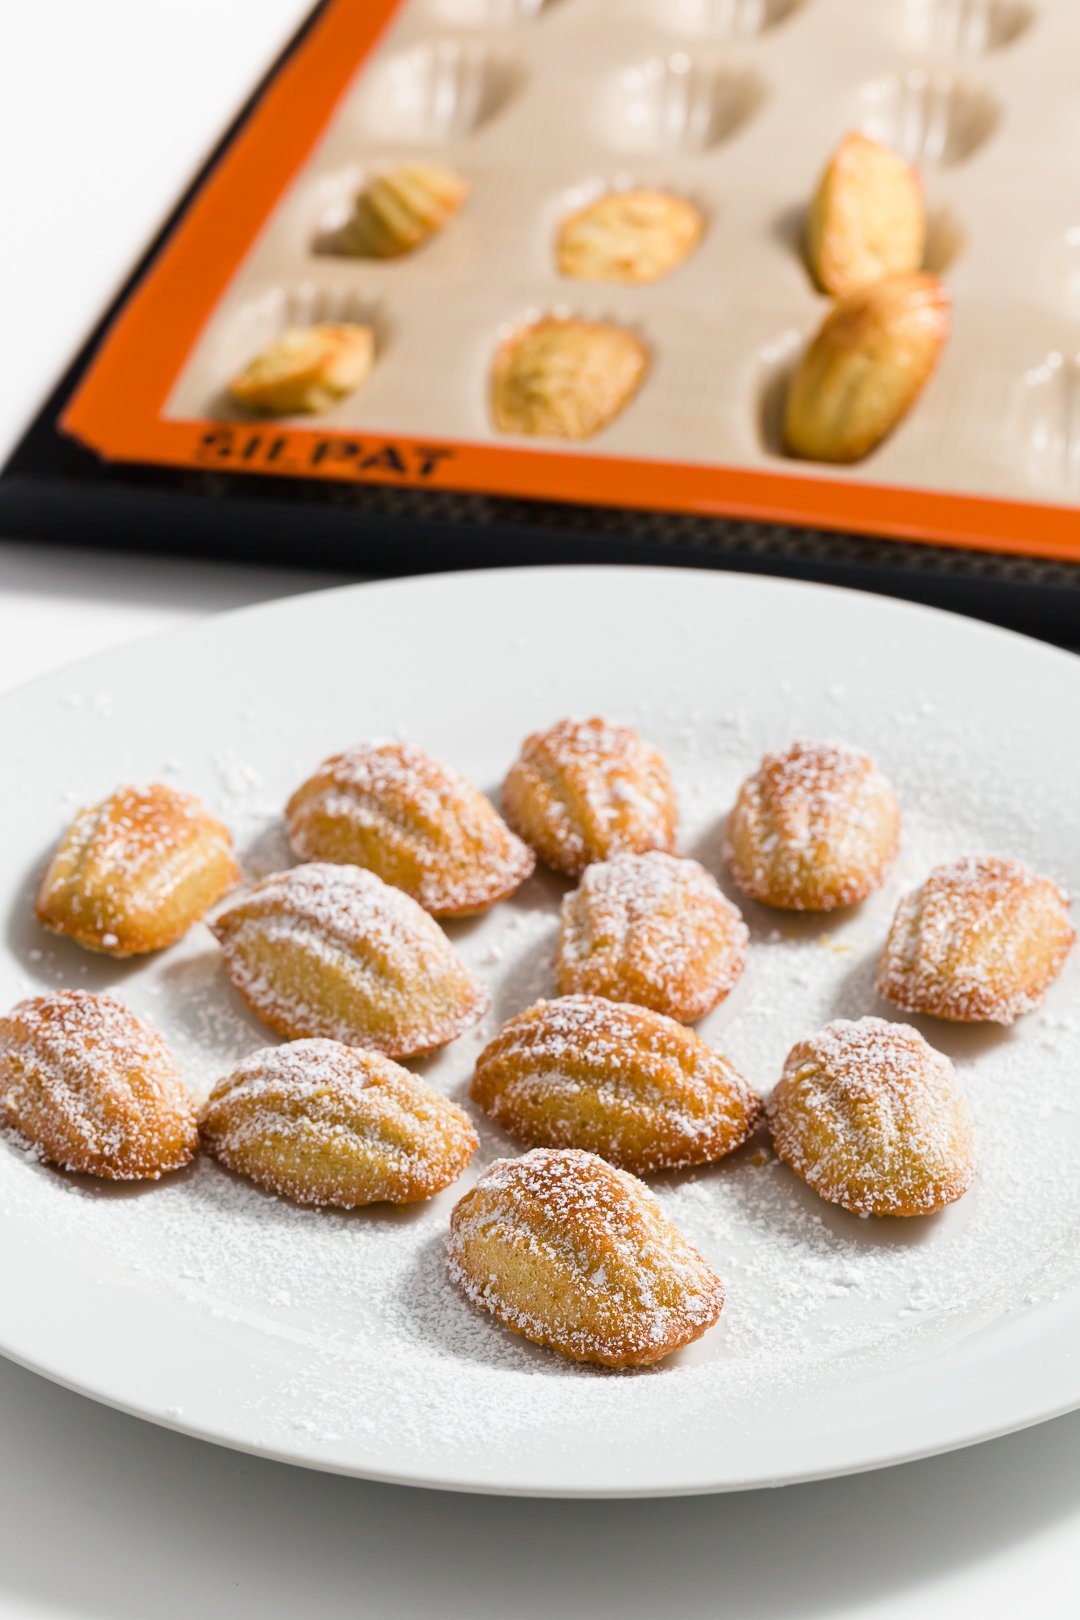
[0,990,198,1180]
[448,1147,725,1367]
[556,852,747,1020]
[784,272,949,463]
[471,995,761,1175]
[491,317,647,440]
[725,740,900,911]
[285,741,534,917]
[35,783,239,957]
[878,856,1074,1025]
[210,863,488,1057]
[336,162,468,258]
[503,716,677,878]
[557,187,703,285]
[228,323,375,415]
[200,1038,477,1207]
[806,132,926,298]
[767,1016,975,1217]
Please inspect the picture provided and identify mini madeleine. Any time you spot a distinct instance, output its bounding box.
[878,855,1074,1024]
[35,782,239,957]
[491,317,648,440]
[557,187,703,285]
[0,990,198,1180]
[806,132,926,297]
[725,740,900,911]
[335,162,468,258]
[502,716,677,878]
[210,863,488,1058]
[201,1038,477,1207]
[767,1016,975,1217]
[448,1147,725,1367]
[285,740,534,916]
[556,851,747,1020]
[228,323,375,415]
[471,995,761,1175]
[784,272,949,463]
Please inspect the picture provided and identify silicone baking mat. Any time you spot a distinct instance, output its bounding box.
[3,0,1078,639]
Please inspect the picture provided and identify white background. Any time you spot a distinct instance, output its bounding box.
[0,4,1078,1616]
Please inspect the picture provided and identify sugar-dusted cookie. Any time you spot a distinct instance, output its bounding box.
[201,1038,477,1207]
[470,995,761,1175]
[767,1016,975,1217]
[502,716,677,878]
[0,990,198,1180]
[806,132,926,297]
[491,317,647,439]
[285,740,534,917]
[725,739,900,911]
[35,782,239,957]
[784,273,949,463]
[556,851,747,1020]
[448,1147,725,1366]
[228,323,375,415]
[878,855,1074,1024]
[557,187,703,284]
[210,863,488,1057]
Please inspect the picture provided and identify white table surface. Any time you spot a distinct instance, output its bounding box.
[1,6,1078,1617]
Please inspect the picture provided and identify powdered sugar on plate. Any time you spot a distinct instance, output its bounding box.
[0,570,1078,1489]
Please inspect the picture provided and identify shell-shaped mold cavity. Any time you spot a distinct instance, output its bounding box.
[1011,351,1080,495]
[902,0,1033,55]
[208,286,385,420]
[858,69,999,166]
[645,0,801,38]
[601,53,763,154]
[362,39,521,143]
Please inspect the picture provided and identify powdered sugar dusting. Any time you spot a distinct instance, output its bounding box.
[878,854,1076,1024]
[2,638,1079,1477]
[557,850,747,1018]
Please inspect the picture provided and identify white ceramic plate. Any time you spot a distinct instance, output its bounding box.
[1,566,1078,1498]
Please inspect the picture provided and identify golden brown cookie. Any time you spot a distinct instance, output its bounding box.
[806,132,926,297]
[200,1038,477,1207]
[556,851,747,1020]
[35,783,239,957]
[0,990,198,1180]
[491,317,647,439]
[228,323,375,415]
[210,863,488,1057]
[557,187,703,284]
[285,741,534,917]
[877,855,1075,1024]
[767,1016,976,1217]
[725,739,900,911]
[784,272,949,463]
[448,1147,725,1366]
[336,162,468,258]
[470,995,761,1175]
[502,716,677,878]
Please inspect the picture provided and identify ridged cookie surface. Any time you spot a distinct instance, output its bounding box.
[878,856,1074,1024]
[767,1016,975,1217]
[502,716,677,878]
[35,782,239,957]
[201,1038,477,1206]
[286,741,534,916]
[557,851,747,1020]
[471,995,761,1175]
[0,990,198,1180]
[448,1147,725,1367]
[211,863,488,1057]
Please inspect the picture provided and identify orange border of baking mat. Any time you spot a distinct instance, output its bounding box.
[61,0,1080,564]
